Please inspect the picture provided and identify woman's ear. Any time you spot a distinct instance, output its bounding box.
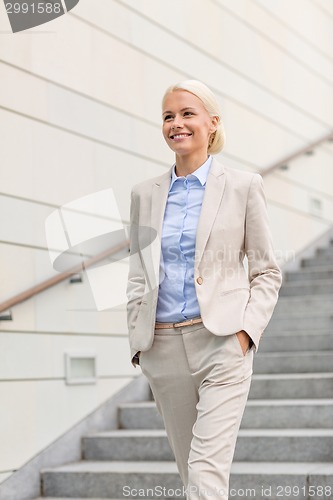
[210,115,219,133]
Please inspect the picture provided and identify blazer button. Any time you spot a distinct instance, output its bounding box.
[196,276,203,285]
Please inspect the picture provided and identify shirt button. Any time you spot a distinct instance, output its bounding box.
[196,277,203,285]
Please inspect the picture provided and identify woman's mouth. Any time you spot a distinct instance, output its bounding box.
[170,133,192,141]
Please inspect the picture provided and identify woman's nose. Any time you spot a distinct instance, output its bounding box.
[172,115,184,128]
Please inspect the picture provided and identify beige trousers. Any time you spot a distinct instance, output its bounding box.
[139,322,254,500]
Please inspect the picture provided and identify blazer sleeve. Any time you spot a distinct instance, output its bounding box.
[126,190,146,366]
[242,174,282,352]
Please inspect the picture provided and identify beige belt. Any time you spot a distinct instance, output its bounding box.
[155,316,203,329]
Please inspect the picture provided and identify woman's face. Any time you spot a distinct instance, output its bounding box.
[162,90,217,159]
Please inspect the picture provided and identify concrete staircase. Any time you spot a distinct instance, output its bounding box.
[34,241,333,500]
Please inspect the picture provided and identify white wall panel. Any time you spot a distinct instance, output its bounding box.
[0,108,168,207]
[0,332,135,379]
[0,299,128,336]
[0,195,53,249]
[214,153,257,173]
[93,146,168,219]
[0,10,183,126]
[255,0,333,61]
[324,141,333,157]
[0,109,95,203]
[0,1,327,176]
[274,147,333,197]
[267,203,330,264]
[0,244,37,301]
[222,99,305,168]
[118,0,333,129]
[214,0,333,84]
[122,2,329,137]
[1,61,321,184]
[34,265,129,333]
[47,83,167,164]
[1,1,332,143]
[0,63,48,119]
[0,377,134,472]
[89,25,183,127]
[264,172,333,224]
[0,244,59,302]
[313,0,333,17]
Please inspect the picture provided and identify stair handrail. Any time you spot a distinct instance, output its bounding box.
[0,239,130,314]
[261,131,333,176]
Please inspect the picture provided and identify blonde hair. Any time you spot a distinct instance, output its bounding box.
[162,80,225,154]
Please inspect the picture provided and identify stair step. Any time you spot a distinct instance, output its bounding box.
[41,461,333,499]
[259,332,333,351]
[317,247,333,257]
[285,265,333,282]
[243,399,333,429]
[120,399,333,430]
[41,461,181,499]
[279,279,333,296]
[234,429,333,462]
[82,430,173,461]
[272,295,333,316]
[253,350,333,373]
[249,372,333,399]
[119,401,162,430]
[230,461,333,500]
[81,428,333,462]
[302,255,333,267]
[267,314,333,332]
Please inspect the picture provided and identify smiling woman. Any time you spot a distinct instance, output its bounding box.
[162,80,225,174]
[126,79,282,499]
[162,91,217,174]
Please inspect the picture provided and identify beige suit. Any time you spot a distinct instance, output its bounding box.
[126,157,282,498]
[127,158,282,365]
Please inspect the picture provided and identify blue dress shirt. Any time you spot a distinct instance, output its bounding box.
[155,156,212,322]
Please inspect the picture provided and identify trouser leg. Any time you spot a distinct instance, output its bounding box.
[183,326,254,500]
[187,375,251,499]
[139,328,199,487]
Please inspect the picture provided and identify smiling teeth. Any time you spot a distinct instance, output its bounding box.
[172,134,190,138]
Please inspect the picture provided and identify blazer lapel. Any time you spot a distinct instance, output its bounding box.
[145,167,173,292]
[195,158,226,269]
[151,166,173,238]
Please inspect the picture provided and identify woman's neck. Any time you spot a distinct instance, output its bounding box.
[175,152,209,177]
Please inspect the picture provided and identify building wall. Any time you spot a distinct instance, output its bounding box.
[0,0,333,483]
[264,142,333,264]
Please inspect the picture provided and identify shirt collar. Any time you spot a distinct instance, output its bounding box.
[169,155,212,191]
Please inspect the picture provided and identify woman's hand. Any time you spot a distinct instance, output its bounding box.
[236,330,251,356]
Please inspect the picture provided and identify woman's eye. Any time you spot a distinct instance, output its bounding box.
[164,115,173,121]
[184,111,193,116]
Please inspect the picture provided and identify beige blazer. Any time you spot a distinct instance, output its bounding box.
[126,158,282,366]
